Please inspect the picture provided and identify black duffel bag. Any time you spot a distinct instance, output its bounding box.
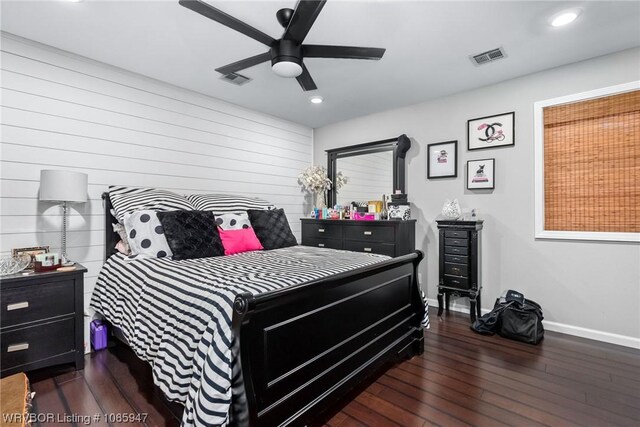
[498,298,544,344]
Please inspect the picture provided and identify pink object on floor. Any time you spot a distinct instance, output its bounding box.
[218,227,264,255]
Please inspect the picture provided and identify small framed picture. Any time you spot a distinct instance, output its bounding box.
[427,140,457,179]
[468,112,515,150]
[12,246,49,270]
[467,159,495,189]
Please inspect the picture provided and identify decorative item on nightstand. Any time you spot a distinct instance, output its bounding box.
[39,170,88,266]
[298,165,347,209]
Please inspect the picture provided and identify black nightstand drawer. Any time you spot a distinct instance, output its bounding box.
[1,318,75,371]
[444,254,468,264]
[445,230,468,239]
[343,240,395,257]
[445,262,467,278]
[1,280,75,328]
[445,238,468,247]
[443,275,469,290]
[444,245,468,256]
[344,224,395,242]
[303,237,342,250]
[302,223,341,239]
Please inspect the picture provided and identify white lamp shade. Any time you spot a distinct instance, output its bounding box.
[39,170,88,203]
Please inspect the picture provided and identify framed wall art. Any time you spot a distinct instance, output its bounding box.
[427,140,457,179]
[467,158,495,189]
[468,112,515,150]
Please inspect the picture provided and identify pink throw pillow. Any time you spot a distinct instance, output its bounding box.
[218,227,263,255]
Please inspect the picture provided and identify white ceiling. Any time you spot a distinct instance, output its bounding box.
[2,1,639,128]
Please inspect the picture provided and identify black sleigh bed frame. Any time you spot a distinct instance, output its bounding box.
[101,193,425,426]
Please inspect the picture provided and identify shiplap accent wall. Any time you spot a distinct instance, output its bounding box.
[0,33,313,322]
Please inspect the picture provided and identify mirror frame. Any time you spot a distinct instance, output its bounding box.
[326,134,411,207]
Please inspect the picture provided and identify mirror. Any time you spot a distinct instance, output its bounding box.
[326,134,411,207]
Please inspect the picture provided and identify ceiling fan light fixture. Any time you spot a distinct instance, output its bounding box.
[272,60,303,78]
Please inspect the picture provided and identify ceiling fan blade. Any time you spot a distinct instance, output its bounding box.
[179,0,275,47]
[215,52,271,75]
[303,45,386,60]
[296,64,318,91]
[283,0,326,43]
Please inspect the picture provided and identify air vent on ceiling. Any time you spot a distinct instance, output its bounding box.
[220,72,251,85]
[470,47,506,66]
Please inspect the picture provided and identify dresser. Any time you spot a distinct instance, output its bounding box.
[1,265,86,377]
[301,219,416,257]
[436,218,483,322]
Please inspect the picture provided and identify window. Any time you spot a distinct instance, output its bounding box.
[534,82,640,242]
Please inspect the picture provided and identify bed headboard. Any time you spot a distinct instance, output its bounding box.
[102,192,120,261]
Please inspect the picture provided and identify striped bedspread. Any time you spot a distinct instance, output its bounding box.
[90,246,428,426]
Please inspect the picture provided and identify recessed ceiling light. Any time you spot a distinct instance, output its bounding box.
[550,10,580,27]
[309,96,323,104]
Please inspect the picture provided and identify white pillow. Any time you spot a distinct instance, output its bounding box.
[123,210,173,259]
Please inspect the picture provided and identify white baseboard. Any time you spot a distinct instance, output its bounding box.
[426,298,640,349]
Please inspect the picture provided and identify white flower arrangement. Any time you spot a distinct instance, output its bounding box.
[298,165,345,193]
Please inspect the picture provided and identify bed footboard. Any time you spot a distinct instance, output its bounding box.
[232,250,424,426]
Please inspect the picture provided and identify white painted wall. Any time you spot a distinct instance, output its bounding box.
[314,48,640,347]
[0,33,312,349]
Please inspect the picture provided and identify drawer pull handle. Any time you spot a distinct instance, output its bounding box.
[318,228,325,233]
[364,247,372,252]
[452,268,461,275]
[7,343,29,353]
[364,231,372,236]
[318,243,325,247]
[452,280,460,284]
[7,301,29,311]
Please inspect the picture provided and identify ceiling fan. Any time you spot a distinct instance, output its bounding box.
[178,0,386,91]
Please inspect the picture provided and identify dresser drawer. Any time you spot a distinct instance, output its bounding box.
[344,224,395,243]
[302,222,341,239]
[444,262,468,278]
[444,245,468,256]
[444,254,468,264]
[1,280,75,328]
[443,275,469,290]
[444,230,468,239]
[1,318,75,372]
[303,237,342,250]
[445,237,468,247]
[343,240,395,257]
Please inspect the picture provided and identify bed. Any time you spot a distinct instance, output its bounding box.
[91,192,426,426]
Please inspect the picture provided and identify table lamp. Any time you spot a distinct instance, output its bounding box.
[39,170,88,266]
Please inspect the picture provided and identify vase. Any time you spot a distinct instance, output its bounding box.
[315,192,326,209]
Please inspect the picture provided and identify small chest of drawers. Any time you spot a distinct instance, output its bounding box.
[1,265,86,377]
[436,218,483,322]
[301,219,416,257]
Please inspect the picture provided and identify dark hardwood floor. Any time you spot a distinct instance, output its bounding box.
[28,309,640,426]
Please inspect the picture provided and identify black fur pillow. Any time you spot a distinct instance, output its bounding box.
[247,208,297,250]
[156,210,224,260]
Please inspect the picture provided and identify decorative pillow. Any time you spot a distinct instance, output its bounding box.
[215,213,252,230]
[123,210,173,258]
[156,210,224,260]
[185,194,273,215]
[218,228,263,255]
[112,223,131,255]
[247,208,297,250]
[109,186,195,223]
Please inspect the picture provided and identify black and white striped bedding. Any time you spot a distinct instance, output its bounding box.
[90,246,428,426]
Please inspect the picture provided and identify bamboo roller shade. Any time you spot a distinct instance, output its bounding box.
[543,89,639,233]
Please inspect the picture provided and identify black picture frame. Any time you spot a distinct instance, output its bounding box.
[427,140,458,179]
[467,158,495,190]
[467,111,515,151]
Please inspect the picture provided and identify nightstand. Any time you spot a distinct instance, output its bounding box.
[1,264,86,377]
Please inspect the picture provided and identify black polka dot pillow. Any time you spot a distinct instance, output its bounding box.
[123,210,173,259]
[214,213,252,230]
